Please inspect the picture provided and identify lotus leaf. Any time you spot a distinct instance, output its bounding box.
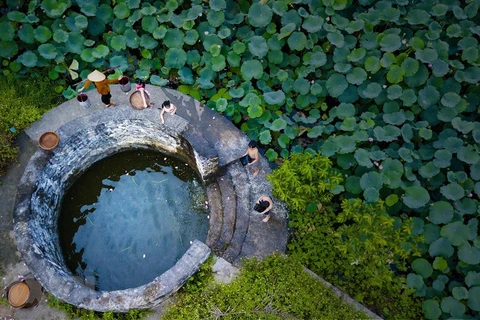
[423,223,440,244]
[441,296,466,318]
[270,118,287,132]
[259,130,272,145]
[360,171,383,190]
[362,187,378,202]
[327,30,345,48]
[354,149,372,168]
[419,128,432,140]
[440,182,464,201]
[380,52,396,68]
[345,20,364,34]
[407,9,430,25]
[433,150,452,169]
[41,0,71,18]
[278,23,295,40]
[379,34,402,52]
[164,48,187,69]
[215,98,228,112]
[277,134,291,149]
[429,237,454,258]
[218,27,231,39]
[363,83,382,98]
[441,221,469,246]
[227,52,241,67]
[346,67,367,85]
[453,287,469,300]
[347,48,366,62]
[302,15,324,33]
[162,29,184,48]
[264,91,286,105]
[412,258,433,278]
[0,22,15,42]
[326,73,348,97]
[466,272,480,288]
[241,60,263,81]
[38,44,57,60]
[247,105,263,118]
[459,244,480,265]
[17,51,38,67]
[335,103,355,120]
[287,32,307,51]
[6,10,25,21]
[432,256,448,271]
[306,51,327,67]
[373,125,400,142]
[209,0,226,11]
[344,176,361,194]
[415,48,438,64]
[307,125,324,139]
[335,63,352,73]
[431,4,448,16]
[440,92,461,108]
[109,34,126,52]
[419,162,440,180]
[113,3,130,19]
[365,56,380,73]
[18,24,35,44]
[403,186,430,209]
[140,16,158,34]
[418,85,440,109]
[310,83,322,96]
[33,26,52,44]
[458,145,480,164]
[248,3,272,28]
[207,10,224,27]
[248,36,269,58]
[334,135,356,154]
[399,88,417,106]
[430,60,449,77]
[383,111,406,126]
[211,55,226,72]
[398,148,413,162]
[292,78,309,95]
[433,280,445,292]
[265,148,278,162]
[407,273,425,289]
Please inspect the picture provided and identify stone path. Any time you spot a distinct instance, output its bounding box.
[1,84,288,318]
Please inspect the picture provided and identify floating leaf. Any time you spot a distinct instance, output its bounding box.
[440,182,464,201]
[17,51,38,67]
[38,44,57,60]
[441,297,466,318]
[326,73,348,97]
[241,60,263,81]
[453,287,469,300]
[403,186,430,209]
[387,65,405,84]
[373,125,400,142]
[429,201,453,225]
[346,67,367,85]
[327,30,344,48]
[432,257,447,271]
[41,0,71,18]
[365,56,380,73]
[429,237,454,258]
[259,130,272,145]
[165,48,187,69]
[113,3,130,19]
[288,32,307,51]
[441,221,470,246]
[412,258,433,278]
[264,90,285,105]
[459,244,480,265]
[302,15,323,33]
[360,171,383,190]
[458,145,480,164]
[418,85,440,109]
[364,187,379,202]
[249,36,269,57]
[407,9,430,25]
[407,273,424,289]
[363,83,382,98]
[379,34,402,52]
[248,3,272,28]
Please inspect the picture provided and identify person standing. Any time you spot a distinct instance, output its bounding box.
[160,100,177,124]
[243,140,259,176]
[78,70,121,108]
[255,194,273,222]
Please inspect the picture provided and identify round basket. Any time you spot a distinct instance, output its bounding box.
[39,131,59,150]
[8,282,30,308]
[129,90,150,110]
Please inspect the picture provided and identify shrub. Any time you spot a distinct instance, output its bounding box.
[163,254,370,320]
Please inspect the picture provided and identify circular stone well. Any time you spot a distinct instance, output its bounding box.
[14,113,218,312]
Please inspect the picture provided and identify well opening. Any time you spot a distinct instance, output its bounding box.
[14,119,215,312]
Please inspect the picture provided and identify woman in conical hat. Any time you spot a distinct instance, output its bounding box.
[78,70,121,108]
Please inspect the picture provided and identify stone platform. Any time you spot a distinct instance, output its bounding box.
[10,84,288,313]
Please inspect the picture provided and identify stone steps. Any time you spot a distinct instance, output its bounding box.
[205,182,223,250]
[214,174,237,254]
[222,161,251,263]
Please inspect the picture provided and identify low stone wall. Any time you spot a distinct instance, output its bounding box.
[14,114,216,311]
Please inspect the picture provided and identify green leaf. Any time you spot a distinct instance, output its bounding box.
[249,36,269,58]
[433,150,452,168]
[386,65,405,84]
[412,258,433,278]
[113,3,130,19]
[441,92,461,108]
[452,287,469,300]
[248,105,263,118]
[241,60,263,81]
[0,22,14,41]
[459,244,480,265]
[207,10,224,27]
[293,78,310,95]
[270,118,287,131]
[164,29,184,48]
[407,9,430,25]
[385,194,398,206]
[345,176,362,194]
[150,75,168,86]
[432,257,448,271]
[264,91,285,105]
[407,273,424,289]
[327,30,344,48]
[440,183,464,201]
[347,48,366,62]
[248,3,272,28]
[210,0,226,11]
[326,73,348,97]
[363,83,382,98]
[354,149,373,168]
[346,67,367,85]
[265,148,278,162]
[165,48,187,69]
[288,32,307,51]
[423,224,440,244]
[418,85,440,109]
[302,15,323,33]
[360,171,383,190]
[403,186,430,209]
[373,125,400,142]
[34,26,52,43]
[429,201,453,225]
[111,34,127,51]
[379,34,402,52]
[441,297,466,317]
[38,44,57,60]
[452,117,474,134]
[211,55,225,72]
[259,130,272,145]
[365,56,380,73]
[41,0,71,18]
[429,237,454,258]
[441,221,470,246]
[17,51,38,67]
[415,48,438,63]
[458,145,480,164]
[364,187,379,202]
[466,272,480,287]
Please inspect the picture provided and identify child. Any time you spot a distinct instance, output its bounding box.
[160,100,177,124]
[135,78,154,108]
[243,140,259,176]
[78,70,121,108]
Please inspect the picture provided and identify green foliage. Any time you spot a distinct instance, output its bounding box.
[47,293,150,320]
[163,254,369,320]
[0,73,63,175]
[267,152,343,212]
[181,255,214,294]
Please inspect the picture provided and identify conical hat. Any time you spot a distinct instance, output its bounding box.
[87,70,106,82]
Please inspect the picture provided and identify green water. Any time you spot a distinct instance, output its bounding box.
[58,150,209,291]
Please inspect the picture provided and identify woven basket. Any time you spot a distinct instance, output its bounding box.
[129,90,150,110]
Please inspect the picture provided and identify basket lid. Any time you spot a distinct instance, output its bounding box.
[8,282,30,307]
[39,131,59,150]
[129,90,150,110]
